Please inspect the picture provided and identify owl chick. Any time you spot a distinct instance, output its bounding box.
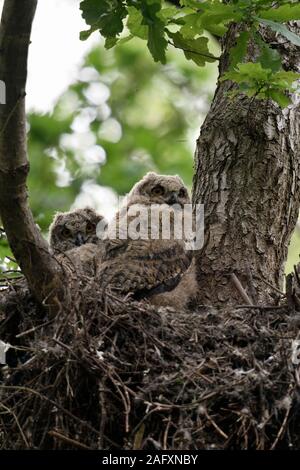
[49,207,106,277]
[149,260,197,310]
[97,172,193,299]
[49,207,105,253]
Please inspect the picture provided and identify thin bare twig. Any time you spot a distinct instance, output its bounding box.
[231,273,253,305]
[48,430,92,450]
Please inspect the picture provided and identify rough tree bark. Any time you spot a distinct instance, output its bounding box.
[0,0,64,308]
[193,24,300,306]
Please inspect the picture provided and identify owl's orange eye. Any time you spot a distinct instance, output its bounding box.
[86,222,95,234]
[61,227,71,238]
[151,185,165,196]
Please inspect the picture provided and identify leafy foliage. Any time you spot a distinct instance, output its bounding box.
[259,3,300,22]
[80,0,300,108]
[221,63,298,107]
[80,0,127,40]
[168,31,216,65]
[258,18,300,47]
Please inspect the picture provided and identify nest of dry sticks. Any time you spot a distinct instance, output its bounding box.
[1,271,300,450]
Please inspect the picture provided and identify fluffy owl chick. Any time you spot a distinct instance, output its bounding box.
[149,260,197,310]
[97,172,192,299]
[49,207,106,277]
[126,171,190,207]
[49,207,105,253]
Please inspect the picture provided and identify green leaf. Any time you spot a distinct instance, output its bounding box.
[198,1,244,37]
[179,1,243,36]
[140,0,168,64]
[268,89,291,108]
[180,14,202,39]
[253,0,280,5]
[104,34,132,49]
[229,31,250,68]
[148,22,168,64]
[80,0,126,39]
[167,31,216,66]
[157,7,179,21]
[127,6,148,40]
[118,35,134,45]
[105,36,118,49]
[259,4,300,22]
[140,0,161,24]
[222,61,298,108]
[80,29,94,40]
[179,0,202,7]
[254,33,281,73]
[258,18,300,47]
[222,62,272,85]
[271,70,299,86]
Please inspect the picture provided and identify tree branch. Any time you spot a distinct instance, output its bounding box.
[0,0,64,307]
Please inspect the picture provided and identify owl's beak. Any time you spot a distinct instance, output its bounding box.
[75,233,86,246]
[167,192,178,205]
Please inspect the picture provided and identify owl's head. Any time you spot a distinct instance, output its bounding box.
[128,172,190,207]
[49,207,106,252]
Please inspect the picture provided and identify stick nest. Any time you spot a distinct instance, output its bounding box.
[0,276,300,450]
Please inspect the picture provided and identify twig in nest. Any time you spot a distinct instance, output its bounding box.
[0,384,113,444]
[48,430,92,450]
[0,402,29,448]
[16,320,54,338]
[235,304,288,311]
[270,403,291,450]
[133,423,145,450]
[98,378,108,449]
[203,408,228,440]
[163,418,171,451]
[255,274,285,296]
[230,273,253,305]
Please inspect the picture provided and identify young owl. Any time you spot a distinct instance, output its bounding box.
[49,207,105,253]
[97,172,193,300]
[49,207,107,278]
[149,260,197,310]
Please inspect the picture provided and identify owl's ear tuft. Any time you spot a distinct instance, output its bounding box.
[80,207,98,218]
[52,212,65,225]
[143,171,159,181]
[136,172,159,193]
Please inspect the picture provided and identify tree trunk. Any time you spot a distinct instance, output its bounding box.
[0,0,66,310]
[193,25,300,306]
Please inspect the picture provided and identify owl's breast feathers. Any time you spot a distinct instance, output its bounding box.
[97,212,192,299]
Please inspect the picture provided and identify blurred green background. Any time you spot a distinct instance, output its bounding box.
[0,33,299,277]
